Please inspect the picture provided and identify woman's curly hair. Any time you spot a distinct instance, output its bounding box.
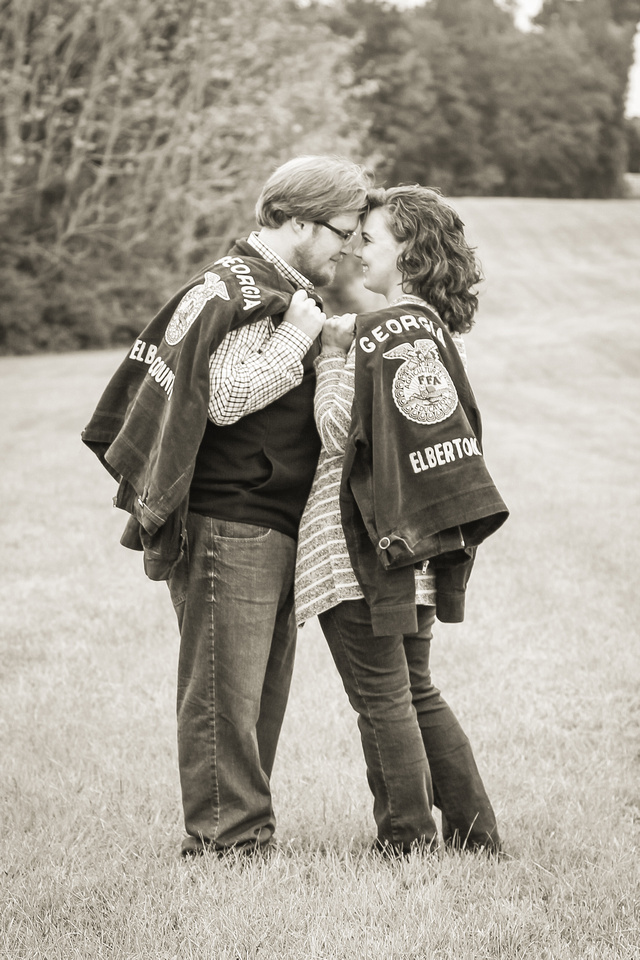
[367,186,483,334]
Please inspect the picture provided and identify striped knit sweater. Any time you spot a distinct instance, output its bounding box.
[294,344,437,624]
[295,329,468,625]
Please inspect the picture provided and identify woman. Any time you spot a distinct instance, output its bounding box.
[295,186,504,856]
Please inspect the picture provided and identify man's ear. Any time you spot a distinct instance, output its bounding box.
[290,218,308,237]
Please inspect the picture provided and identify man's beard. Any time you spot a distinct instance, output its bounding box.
[304,263,336,288]
[290,240,337,288]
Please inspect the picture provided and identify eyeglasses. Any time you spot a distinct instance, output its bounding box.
[312,220,356,243]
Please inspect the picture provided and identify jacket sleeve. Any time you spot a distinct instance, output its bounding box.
[82,258,296,580]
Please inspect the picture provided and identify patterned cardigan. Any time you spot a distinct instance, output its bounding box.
[295,344,437,625]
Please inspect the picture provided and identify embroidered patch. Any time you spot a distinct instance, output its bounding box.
[165,272,230,345]
[383,338,458,424]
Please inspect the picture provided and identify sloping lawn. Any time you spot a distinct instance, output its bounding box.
[1,199,639,959]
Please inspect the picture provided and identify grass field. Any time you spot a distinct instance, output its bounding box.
[1,198,640,958]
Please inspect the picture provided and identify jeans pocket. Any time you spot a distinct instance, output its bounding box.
[213,519,272,541]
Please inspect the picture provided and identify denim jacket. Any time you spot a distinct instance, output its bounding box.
[82,243,297,580]
[340,302,508,636]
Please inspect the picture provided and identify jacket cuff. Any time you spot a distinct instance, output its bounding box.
[435,589,466,623]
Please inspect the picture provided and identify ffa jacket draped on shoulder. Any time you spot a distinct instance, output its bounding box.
[82,241,300,580]
[340,301,509,637]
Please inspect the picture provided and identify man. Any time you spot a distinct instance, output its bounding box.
[82,155,371,856]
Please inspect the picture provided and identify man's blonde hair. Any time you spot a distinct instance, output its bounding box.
[256,155,371,228]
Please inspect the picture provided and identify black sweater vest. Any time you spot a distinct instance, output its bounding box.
[189,342,320,540]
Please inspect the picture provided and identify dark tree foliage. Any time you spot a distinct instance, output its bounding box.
[326,1,443,186]
[1,0,639,353]
[330,0,639,197]
[0,0,365,353]
[627,116,640,171]
[534,0,640,28]
[532,0,640,195]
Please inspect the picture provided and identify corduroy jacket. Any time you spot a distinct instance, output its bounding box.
[82,241,301,580]
[340,301,508,636]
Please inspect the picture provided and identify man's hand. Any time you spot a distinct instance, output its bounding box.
[283,289,326,340]
[321,313,356,354]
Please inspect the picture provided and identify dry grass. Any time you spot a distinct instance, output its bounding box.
[1,199,640,958]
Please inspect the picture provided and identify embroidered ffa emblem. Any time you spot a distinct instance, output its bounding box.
[165,272,230,345]
[383,338,458,424]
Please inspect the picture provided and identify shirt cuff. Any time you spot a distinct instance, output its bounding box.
[276,320,315,356]
[319,347,349,358]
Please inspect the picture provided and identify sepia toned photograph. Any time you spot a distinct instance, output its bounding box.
[1,1,639,957]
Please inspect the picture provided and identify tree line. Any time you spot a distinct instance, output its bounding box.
[1,0,639,353]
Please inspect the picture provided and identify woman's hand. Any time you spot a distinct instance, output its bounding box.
[321,313,356,354]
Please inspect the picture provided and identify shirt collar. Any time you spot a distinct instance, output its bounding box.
[246,232,315,293]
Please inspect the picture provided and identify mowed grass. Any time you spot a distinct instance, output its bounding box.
[1,198,640,959]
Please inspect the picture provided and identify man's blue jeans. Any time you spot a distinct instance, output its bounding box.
[168,513,297,848]
[318,599,500,852]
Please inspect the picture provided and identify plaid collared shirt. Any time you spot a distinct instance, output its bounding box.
[246,232,315,294]
[207,234,315,426]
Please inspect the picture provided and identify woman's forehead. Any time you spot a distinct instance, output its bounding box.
[362,207,390,234]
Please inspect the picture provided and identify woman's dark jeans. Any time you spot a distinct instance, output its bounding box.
[318,599,500,852]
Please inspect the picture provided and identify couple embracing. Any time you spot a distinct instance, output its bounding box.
[83,155,508,859]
